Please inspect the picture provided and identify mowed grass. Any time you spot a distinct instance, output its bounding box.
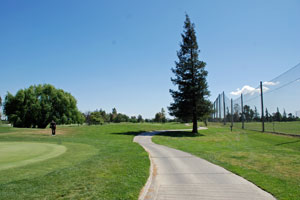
[0,123,191,199]
[153,127,300,200]
[208,121,300,135]
[0,142,66,171]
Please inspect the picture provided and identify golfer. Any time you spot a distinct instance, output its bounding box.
[50,120,56,136]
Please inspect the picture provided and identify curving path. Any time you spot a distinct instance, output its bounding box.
[134,130,276,200]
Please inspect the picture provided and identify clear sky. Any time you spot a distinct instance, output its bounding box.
[1,0,299,118]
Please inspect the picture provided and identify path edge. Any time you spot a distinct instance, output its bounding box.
[134,133,155,200]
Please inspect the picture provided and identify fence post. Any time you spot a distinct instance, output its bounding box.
[223,91,226,125]
[260,81,265,132]
[241,93,244,129]
[231,98,233,131]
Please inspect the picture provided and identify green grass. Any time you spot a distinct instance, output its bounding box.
[153,126,300,200]
[0,122,191,199]
[0,142,66,171]
[209,121,300,135]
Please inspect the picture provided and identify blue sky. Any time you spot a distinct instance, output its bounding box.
[1,0,299,118]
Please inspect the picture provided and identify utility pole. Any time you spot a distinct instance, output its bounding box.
[260,81,265,132]
[241,93,244,129]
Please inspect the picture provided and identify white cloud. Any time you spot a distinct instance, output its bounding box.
[230,85,269,96]
[263,81,279,86]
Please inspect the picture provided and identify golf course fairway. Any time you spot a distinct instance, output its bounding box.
[0,142,66,171]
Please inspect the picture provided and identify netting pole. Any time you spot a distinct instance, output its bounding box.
[216,96,218,121]
[260,81,265,132]
[231,98,233,131]
[214,101,216,120]
[219,94,221,121]
[223,91,226,125]
[241,93,244,129]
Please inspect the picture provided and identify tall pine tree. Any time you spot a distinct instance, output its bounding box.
[169,14,211,134]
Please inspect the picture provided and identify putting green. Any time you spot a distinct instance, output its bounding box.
[0,142,66,171]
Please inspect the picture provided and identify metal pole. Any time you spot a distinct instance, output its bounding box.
[213,101,216,120]
[231,98,233,131]
[241,93,244,129]
[219,94,221,120]
[260,81,265,132]
[216,96,218,121]
[223,91,226,125]
[215,98,218,121]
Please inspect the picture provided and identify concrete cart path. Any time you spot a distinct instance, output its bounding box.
[134,130,276,200]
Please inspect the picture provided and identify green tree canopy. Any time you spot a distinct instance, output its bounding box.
[137,115,144,123]
[154,108,167,123]
[4,84,84,128]
[169,14,211,133]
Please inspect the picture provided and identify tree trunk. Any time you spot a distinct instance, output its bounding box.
[192,114,198,134]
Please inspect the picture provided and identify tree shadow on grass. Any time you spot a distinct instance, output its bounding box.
[110,131,144,136]
[157,131,204,137]
[110,130,205,137]
[275,140,300,146]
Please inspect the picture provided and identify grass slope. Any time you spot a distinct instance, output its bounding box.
[0,123,191,199]
[153,127,300,200]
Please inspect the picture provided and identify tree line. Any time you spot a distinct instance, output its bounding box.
[225,104,299,122]
[1,83,177,128]
[84,108,168,125]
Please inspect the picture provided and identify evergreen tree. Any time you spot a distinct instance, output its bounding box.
[253,106,260,121]
[282,109,287,122]
[265,108,269,122]
[274,107,282,121]
[169,14,211,133]
[110,108,117,122]
[226,107,231,122]
[243,105,251,122]
[154,108,166,123]
[137,115,144,123]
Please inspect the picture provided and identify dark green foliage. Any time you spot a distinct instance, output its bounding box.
[265,108,270,122]
[3,84,84,128]
[274,107,282,122]
[154,108,166,123]
[137,115,144,123]
[85,108,143,124]
[282,109,287,121]
[169,14,211,133]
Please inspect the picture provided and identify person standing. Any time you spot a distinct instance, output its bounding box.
[50,120,56,136]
